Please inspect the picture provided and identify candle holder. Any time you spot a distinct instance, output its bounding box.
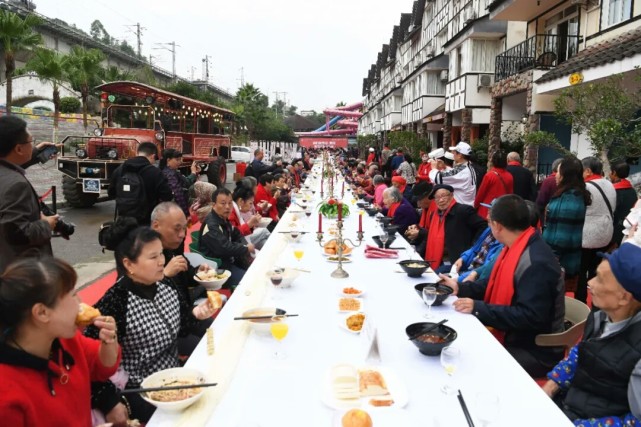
[318,219,362,279]
[356,230,364,243]
[316,231,324,244]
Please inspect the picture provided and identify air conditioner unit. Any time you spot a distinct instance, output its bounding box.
[478,74,494,88]
[427,47,436,58]
[465,11,477,24]
[440,70,449,82]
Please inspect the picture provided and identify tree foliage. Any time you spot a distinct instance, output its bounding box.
[65,46,105,130]
[24,48,67,141]
[0,10,43,113]
[387,131,430,161]
[232,83,294,142]
[89,19,112,45]
[60,96,81,113]
[554,74,641,171]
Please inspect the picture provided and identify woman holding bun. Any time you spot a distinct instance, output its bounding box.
[0,257,120,426]
[86,218,217,425]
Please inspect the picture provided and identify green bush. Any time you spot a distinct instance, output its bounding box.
[60,97,81,114]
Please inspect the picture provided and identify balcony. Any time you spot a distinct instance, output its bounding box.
[495,34,579,81]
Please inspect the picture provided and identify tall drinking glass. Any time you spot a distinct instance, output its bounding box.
[475,392,500,426]
[270,317,289,359]
[440,346,460,395]
[422,286,438,319]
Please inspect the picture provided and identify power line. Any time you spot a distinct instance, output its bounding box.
[125,23,145,57]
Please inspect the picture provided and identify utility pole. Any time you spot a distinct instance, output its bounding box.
[189,66,197,81]
[202,55,212,82]
[154,42,179,80]
[126,23,145,57]
[238,67,245,87]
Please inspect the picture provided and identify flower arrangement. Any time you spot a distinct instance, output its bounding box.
[317,198,350,218]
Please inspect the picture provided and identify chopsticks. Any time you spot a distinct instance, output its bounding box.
[407,319,448,340]
[121,382,218,395]
[457,390,476,427]
[234,314,299,320]
[277,231,309,234]
[290,267,311,273]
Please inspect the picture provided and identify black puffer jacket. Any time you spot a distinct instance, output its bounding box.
[198,210,249,269]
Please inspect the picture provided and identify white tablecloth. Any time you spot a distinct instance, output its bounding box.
[148,175,573,427]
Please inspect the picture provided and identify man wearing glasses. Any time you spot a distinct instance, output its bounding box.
[0,116,59,272]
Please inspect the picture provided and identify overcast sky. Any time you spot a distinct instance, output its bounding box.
[36,0,415,112]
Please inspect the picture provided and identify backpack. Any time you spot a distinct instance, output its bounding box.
[115,167,149,222]
[244,163,255,178]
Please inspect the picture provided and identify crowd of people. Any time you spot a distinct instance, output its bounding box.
[0,113,640,426]
[348,141,641,426]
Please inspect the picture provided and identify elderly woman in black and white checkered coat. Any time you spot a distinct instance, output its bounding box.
[85,219,217,425]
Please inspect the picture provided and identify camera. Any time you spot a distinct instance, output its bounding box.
[40,202,75,239]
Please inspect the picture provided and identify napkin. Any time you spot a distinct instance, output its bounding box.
[364,245,399,259]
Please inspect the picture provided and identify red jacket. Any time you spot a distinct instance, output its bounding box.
[474,167,514,219]
[0,330,120,427]
[255,184,278,221]
[416,162,432,183]
[229,208,252,236]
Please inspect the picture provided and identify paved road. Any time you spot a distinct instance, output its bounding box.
[51,200,116,288]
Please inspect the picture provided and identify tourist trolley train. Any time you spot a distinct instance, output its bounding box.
[57,81,235,207]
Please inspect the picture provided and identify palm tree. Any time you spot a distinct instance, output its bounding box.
[25,48,67,142]
[235,84,268,139]
[0,10,42,114]
[102,65,132,83]
[65,46,104,131]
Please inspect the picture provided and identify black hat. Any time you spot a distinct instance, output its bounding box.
[412,181,433,200]
[428,184,455,199]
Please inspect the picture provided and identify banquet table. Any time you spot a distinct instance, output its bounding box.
[148,171,573,427]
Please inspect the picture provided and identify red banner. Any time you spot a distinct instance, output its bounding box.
[298,137,348,149]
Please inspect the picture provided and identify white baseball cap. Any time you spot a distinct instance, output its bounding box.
[369,147,375,152]
[444,151,455,161]
[428,148,445,159]
[449,142,472,156]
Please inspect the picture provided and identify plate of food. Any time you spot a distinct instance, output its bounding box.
[323,240,353,256]
[193,269,231,290]
[332,408,411,427]
[340,312,366,334]
[322,364,409,410]
[140,367,207,412]
[340,285,366,298]
[337,297,364,313]
[327,256,352,264]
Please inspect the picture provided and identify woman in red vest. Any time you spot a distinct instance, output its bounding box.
[475,150,513,219]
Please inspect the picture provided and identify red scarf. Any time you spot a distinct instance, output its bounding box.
[419,202,436,229]
[483,226,536,344]
[584,174,603,182]
[507,161,521,166]
[424,200,456,270]
[614,178,633,190]
[388,202,401,218]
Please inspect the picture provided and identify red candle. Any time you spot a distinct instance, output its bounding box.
[341,181,345,195]
[358,212,362,233]
[318,213,322,233]
[337,202,343,221]
[321,178,324,192]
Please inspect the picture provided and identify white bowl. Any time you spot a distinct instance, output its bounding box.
[242,307,287,335]
[257,217,272,228]
[266,268,301,288]
[140,367,207,412]
[193,270,231,290]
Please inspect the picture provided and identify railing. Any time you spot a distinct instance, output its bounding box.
[495,34,579,81]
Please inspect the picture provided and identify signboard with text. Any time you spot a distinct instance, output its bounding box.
[298,137,348,149]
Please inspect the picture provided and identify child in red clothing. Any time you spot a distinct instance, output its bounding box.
[0,258,121,427]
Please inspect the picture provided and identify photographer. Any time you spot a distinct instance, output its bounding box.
[0,116,59,272]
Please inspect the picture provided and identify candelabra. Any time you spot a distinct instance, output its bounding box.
[317,219,362,279]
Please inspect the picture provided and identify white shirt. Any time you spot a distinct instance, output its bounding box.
[429,161,477,206]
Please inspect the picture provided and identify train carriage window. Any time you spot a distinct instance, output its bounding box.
[197,117,210,134]
[184,117,195,133]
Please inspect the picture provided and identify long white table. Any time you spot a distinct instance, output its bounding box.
[148,171,573,427]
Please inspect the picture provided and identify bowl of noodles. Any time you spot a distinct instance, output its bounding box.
[140,367,207,412]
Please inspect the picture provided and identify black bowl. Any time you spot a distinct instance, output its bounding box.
[383,225,399,237]
[358,193,366,199]
[372,235,396,249]
[378,217,393,227]
[356,201,369,208]
[406,322,457,356]
[364,207,379,217]
[398,259,430,277]
[414,282,454,306]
